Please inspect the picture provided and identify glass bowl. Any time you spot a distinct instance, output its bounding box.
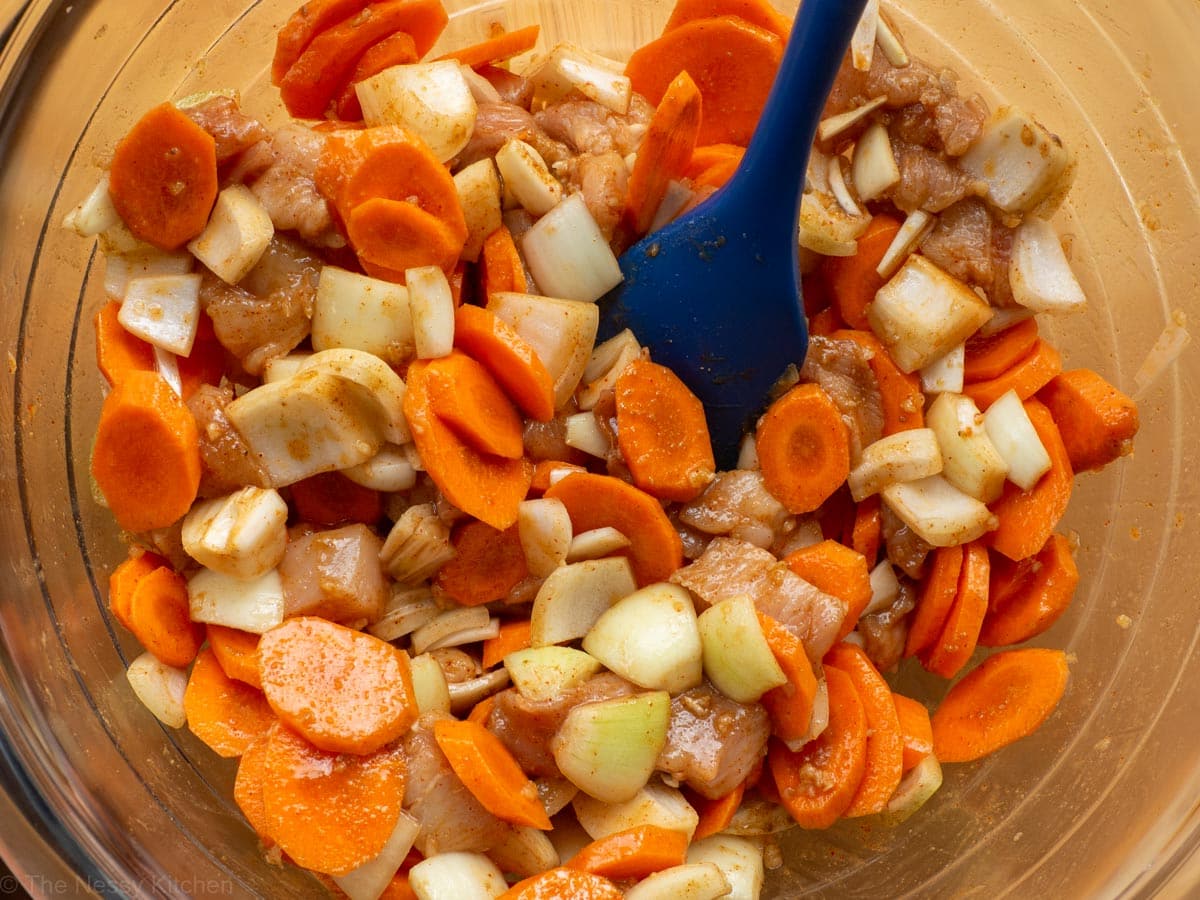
[0,0,1197,896]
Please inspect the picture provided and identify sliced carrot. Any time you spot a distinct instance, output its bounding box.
[233,731,276,845]
[528,460,588,495]
[290,470,383,527]
[921,540,990,679]
[348,198,466,275]
[467,694,496,726]
[479,225,529,299]
[962,339,1063,411]
[335,30,419,121]
[808,306,844,338]
[904,544,964,658]
[892,694,934,773]
[273,0,372,85]
[432,718,551,829]
[690,156,742,191]
[568,824,688,880]
[625,70,703,237]
[664,0,791,40]
[448,261,468,307]
[989,399,1073,561]
[107,549,167,633]
[1038,368,1140,473]
[91,370,202,533]
[206,624,263,691]
[95,301,154,388]
[543,472,683,585]
[824,642,903,818]
[784,540,873,640]
[964,317,1040,383]
[258,617,418,756]
[626,16,783,146]
[758,612,819,745]
[822,215,903,330]
[454,304,554,422]
[435,520,530,607]
[499,868,623,900]
[108,103,217,251]
[481,618,533,669]
[279,1,449,118]
[931,647,1070,763]
[435,24,541,68]
[424,350,526,459]
[614,358,716,503]
[127,565,203,668]
[690,780,745,841]
[261,724,408,876]
[184,647,276,758]
[405,357,533,530]
[849,495,882,565]
[756,383,850,515]
[831,329,925,433]
[769,665,868,829]
[979,533,1079,647]
[685,143,745,181]
[177,313,228,401]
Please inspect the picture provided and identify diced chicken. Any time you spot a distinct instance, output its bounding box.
[800,335,885,465]
[279,524,388,624]
[885,139,978,214]
[182,96,270,164]
[559,151,629,244]
[186,383,269,497]
[921,198,1016,306]
[857,578,918,673]
[670,538,846,662]
[456,102,571,170]
[487,673,636,778]
[404,714,511,856]
[678,471,790,551]
[240,124,341,247]
[534,96,652,158]
[656,683,770,800]
[881,504,933,580]
[522,415,590,465]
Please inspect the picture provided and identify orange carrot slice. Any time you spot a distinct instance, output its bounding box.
[964,318,1039,383]
[432,718,552,830]
[335,30,420,120]
[664,0,791,39]
[184,647,276,758]
[690,780,746,841]
[979,533,1079,647]
[273,0,372,85]
[758,611,819,745]
[107,549,167,633]
[567,825,689,880]
[290,470,383,527]
[234,732,276,845]
[479,225,529,299]
[931,647,1069,763]
[127,565,204,669]
[481,619,533,669]
[823,215,903,330]
[904,544,965,658]
[528,460,588,495]
[1038,368,1139,473]
[685,143,745,181]
[500,868,623,900]
[347,197,466,275]
[784,540,873,640]
[424,350,526,459]
[258,617,418,756]
[962,339,1063,410]
[435,24,541,68]
[454,304,554,422]
[921,540,990,679]
[849,495,882,565]
[95,301,154,388]
[206,624,263,691]
[892,693,934,773]
[435,520,530,607]
[624,70,703,237]
[756,383,851,515]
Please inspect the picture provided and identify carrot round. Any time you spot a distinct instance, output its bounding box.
[335,30,419,121]
[91,370,202,533]
[177,313,228,401]
[273,0,372,85]
[432,718,551,830]
[664,0,791,40]
[979,533,1079,647]
[261,724,408,876]
[481,618,533,669]
[614,358,716,503]
[108,102,217,251]
[434,520,530,607]
[424,350,526,459]
[758,611,819,745]
[454,304,554,422]
[127,564,204,669]
[234,732,276,846]
[207,624,263,691]
[690,779,746,841]
[435,24,541,68]
[479,225,529,300]
[904,544,964,658]
[931,647,1070,763]
[258,617,418,756]
[849,495,882,565]
[769,665,868,829]
[892,694,934,773]
[756,382,850,515]
[404,357,533,530]
[824,642,903,818]
[989,399,1073,561]
[921,540,990,679]
[964,318,1040,383]
[95,301,154,388]
[823,215,903,330]
[348,198,466,275]
[625,16,783,146]
[1038,368,1140,473]
[108,549,167,633]
[784,540,873,640]
[685,143,745,180]
[625,70,703,237]
[543,472,683,585]
[467,695,496,726]
[290,470,383,527]
[567,824,688,880]
[500,868,623,900]
[184,647,276,758]
[962,339,1063,411]
[832,329,925,434]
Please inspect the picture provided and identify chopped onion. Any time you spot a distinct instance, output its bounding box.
[125,652,187,728]
[566,527,631,563]
[648,179,695,234]
[852,122,900,202]
[181,486,289,580]
[343,444,418,493]
[454,158,503,262]
[380,504,455,585]
[518,498,572,578]
[187,567,285,634]
[573,780,699,841]
[725,797,796,836]
[876,753,943,826]
[959,107,1073,214]
[864,559,900,616]
[408,852,507,900]
[153,347,183,398]
[847,428,944,502]
[103,247,192,300]
[187,184,274,285]
[698,595,787,703]
[687,836,765,900]
[577,329,641,411]
[489,291,599,408]
[927,392,1008,502]
[983,389,1052,490]
[261,352,312,385]
[334,811,421,900]
[976,306,1034,339]
[411,606,493,655]
[875,12,910,67]
[487,825,560,880]
[537,777,580,821]
[496,138,563,216]
[527,42,632,114]
[531,557,637,646]
[311,266,414,367]
[356,61,478,163]
[447,669,510,713]
[409,653,451,716]
[850,0,880,71]
[828,155,862,218]
[881,475,998,547]
[407,265,455,359]
[1008,217,1087,314]
[552,692,670,803]
[119,273,202,356]
[1134,309,1190,399]
[816,95,886,144]
[368,585,440,642]
[783,677,829,751]
[505,646,602,703]
[583,583,703,694]
[798,190,868,257]
[521,193,623,302]
[298,348,411,445]
[458,62,501,104]
[624,863,730,900]
[63,177,120,237]
[920,342,965,394]
[736,434,760,470]
[877,208,935,280]
[564,412,610,458]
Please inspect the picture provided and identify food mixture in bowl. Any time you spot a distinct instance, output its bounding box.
[63,0,1141,895]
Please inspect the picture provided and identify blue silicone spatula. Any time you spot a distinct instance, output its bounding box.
[601,0,869,467]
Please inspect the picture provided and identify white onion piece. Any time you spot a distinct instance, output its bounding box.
[877,208,935,280]
[407,266,455,359]
[698,596,787,703]
[983,389,1052,490]
[798,190,867,257]
[553,692,670,802]
[881,475,998,547]
[920,342,965,395]
[153,347,183,398]
[408,852,507,900]
[335,811,421,900]
[828,155,862,218]
[411,607,493,655]
[566,527,630,563]
[356,61,478,163]
[648,179,695,234]
[927,392,1008,503]
[447,669,510,713]
[1009,217,1088,313]
[959,107,1073,214]
[488,291,599,408]
[864,559,900,617]
[63,176,120,237]
[850,0,880,71]
[187,567,285,634]
[687,836,765,900]
[573,781,698,841]
[624,863,730,900]
[261,352,312,385]
[847,428,943,502]
[343,444,418,493]
[876,754,943,826]
[368,586,439,643]
[521,193,623,302]
[487,825,560,880]
[1134,310,1190,399]
[506,646,602,703]
[458,62,501,104]
[527,42,632,114]
[852,122,900,202]
[782,676,829,752]
[409,653,451,716]
[311,266,414,367]
[119,273,202,356]
[875,13,910,66]
[531,557,637,647]
[975,306,1034,339]
[454,159,503,263]
[298,348,411,446]
[496,138,562,216]
[518,498,572,578]
[125,653,188,728]
[577,329,641,411]
[816,95,886,144]
[187,184,274,285]
[380,504,455,585]
[103,247,192,300]
[736,434,760,470]
[564,412,610,458]
[182,487,289,580]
